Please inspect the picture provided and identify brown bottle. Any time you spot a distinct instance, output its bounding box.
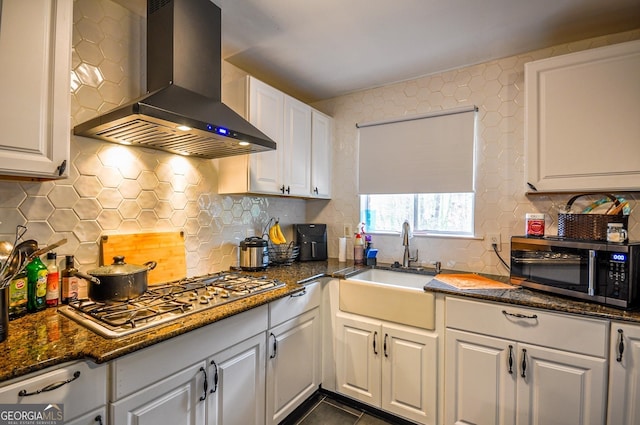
[61,255,79,304]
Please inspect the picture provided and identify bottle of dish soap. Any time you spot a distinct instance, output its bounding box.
[354,232,364,265]
[27,256,48,312]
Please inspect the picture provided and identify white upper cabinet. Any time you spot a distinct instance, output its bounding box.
[282,95,312,196]
[525,39,640,193]
[248,77,284,194]
[311,110,332,198]
[218,76,332,199]
[0,0,72,179]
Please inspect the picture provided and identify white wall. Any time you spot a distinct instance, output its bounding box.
[308,29,640,276]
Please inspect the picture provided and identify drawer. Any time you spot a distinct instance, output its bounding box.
[446,297,608,358]
[269,281,322,327]
[0,360,107,422]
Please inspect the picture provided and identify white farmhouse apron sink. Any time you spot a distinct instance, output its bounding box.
[340,269,435,330]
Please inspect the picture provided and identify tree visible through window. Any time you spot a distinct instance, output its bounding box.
[360,193,474,236]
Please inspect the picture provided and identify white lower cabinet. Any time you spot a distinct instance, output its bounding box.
[111,361,206,425]
[207,333,266,425]
[266,282,322,425]
[445,297,608,425]
[0,360,107,424]
[335,311,438,425]
[110,306,268,425]
[607,321,640,425]
[65,407,107,425]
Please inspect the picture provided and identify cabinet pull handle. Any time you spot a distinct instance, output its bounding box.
[383,333,389,358]
[56,160,67,176]
[508,345,514,374]
[520,349,527,378]
[373,331,378,355]
[290,289,307,298]
[280,185,290,194]
[210,360,219,393]
[502,310,538,320]
[18,371,81,397]
[94,415,103,425]
[270,332,278,359]
[617,329,625,362]
[314,187,319,194]
[199,367,208,401]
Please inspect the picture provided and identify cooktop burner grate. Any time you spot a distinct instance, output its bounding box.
[59,272,286,337]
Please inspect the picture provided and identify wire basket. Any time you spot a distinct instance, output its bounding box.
[557,193,628,241]
[268,242,299,266]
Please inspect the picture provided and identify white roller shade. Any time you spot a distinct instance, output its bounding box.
[357,107,477,194]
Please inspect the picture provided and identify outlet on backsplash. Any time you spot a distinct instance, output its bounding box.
[485,233,501,251]
[344,224,353,237]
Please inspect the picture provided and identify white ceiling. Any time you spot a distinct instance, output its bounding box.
[114,0,640,103]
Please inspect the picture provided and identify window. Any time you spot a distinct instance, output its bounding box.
[360,193,474,236]
[357,106,477,236]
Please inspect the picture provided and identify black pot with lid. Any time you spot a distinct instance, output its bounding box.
[239,237,269,271]
[73,256,157,302]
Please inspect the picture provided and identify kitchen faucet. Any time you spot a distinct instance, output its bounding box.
[401,221,418,267]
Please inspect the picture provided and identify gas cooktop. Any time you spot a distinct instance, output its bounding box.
[58,272,286,338]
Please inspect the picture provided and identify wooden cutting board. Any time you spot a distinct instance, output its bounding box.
[435,273,516,290]
[100,232,186,285]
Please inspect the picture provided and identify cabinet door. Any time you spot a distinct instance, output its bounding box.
[0,0,71,179]
[310,110,332,198]
[382,322,437,425]
[282,96,311,196]
[608,322,640,425]
[110,361,206,425]
[207,333,266,425]
[516,343,607,425]
[248,77,284,194]
[64,407,106,425]
[525,39,640,192]
[335,312,381,405]
[445,329,516,425]
[266,308,321,425]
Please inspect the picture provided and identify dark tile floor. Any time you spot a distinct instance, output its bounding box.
[289,393,402,425]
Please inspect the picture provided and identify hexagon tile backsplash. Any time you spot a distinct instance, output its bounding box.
[309,29,640,276]
[0,0,306,276]
[1,0,638,279]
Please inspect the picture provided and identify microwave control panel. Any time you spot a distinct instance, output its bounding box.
[606,252,628,297]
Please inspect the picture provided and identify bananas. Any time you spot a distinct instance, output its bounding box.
[268,220,287,245]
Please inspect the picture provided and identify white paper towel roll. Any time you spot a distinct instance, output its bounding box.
[338,237,347,262]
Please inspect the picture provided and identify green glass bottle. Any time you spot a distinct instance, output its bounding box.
[27,256,48,312]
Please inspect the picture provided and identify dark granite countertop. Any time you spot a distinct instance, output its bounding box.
[2,259,639,383]
[0,260,351,383]
[424,277,640,324]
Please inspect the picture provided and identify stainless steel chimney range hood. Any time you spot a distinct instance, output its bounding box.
[73,0,276,159]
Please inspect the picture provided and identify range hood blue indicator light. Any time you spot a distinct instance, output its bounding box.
[216,127,229,136]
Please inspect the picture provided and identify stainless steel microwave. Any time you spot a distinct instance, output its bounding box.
[510,236,640,309]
